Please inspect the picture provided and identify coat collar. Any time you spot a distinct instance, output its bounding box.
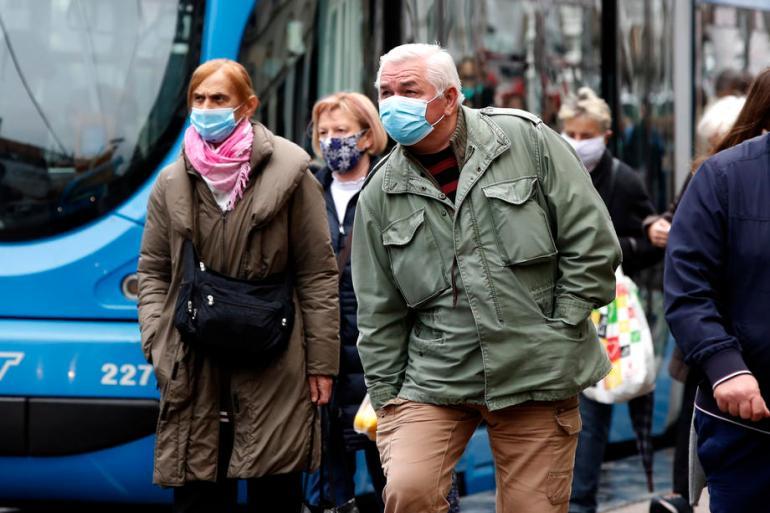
[589,150,616,206]
[165,121,307,237]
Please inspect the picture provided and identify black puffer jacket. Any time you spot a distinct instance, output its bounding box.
[591,150,663,278]
[315,165,369,451]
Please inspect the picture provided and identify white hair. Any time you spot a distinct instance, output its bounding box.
[375,43,464,103]
[697,95,746,150]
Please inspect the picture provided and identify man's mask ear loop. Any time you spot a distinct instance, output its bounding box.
[429,92,447,127]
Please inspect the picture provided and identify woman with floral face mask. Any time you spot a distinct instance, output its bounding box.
[558,87,664,513]
[305,92,388,512]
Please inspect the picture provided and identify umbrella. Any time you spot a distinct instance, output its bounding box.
[628,391,656,492]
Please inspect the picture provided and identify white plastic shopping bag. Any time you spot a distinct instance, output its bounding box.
[583,267,656,404]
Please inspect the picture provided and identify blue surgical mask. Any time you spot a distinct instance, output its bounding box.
[190,103,244,143]
[379,93,445,146]
[320,131,366,174]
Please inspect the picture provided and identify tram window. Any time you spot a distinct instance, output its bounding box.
[239,0,318,145]
[239,0,375,147]
[616,0,675,213]
[695,3,770,127]
[0,0,203,241]
[400,0,602,129]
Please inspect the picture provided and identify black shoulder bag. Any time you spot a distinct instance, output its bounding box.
[173,185,295,367]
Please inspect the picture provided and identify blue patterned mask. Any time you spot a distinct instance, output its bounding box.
[320,131,366,174]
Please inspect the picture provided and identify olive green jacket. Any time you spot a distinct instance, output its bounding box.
[351,107,621,411]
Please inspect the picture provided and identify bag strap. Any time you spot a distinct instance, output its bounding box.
[609,157,620,201]
[190,175,201,251]
[335,231,353,283]
[302,404,338,510]
[318,404,337,508]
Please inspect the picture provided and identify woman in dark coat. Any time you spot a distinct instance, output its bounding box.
[306,92,389,513]
[559,87,663,513]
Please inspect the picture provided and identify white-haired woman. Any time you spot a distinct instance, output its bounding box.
[558,87,663,513]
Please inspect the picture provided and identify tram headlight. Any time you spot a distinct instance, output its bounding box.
[121,273,139,301]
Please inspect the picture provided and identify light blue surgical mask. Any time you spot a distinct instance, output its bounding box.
[190,103,244,143]
[378,93,445,146]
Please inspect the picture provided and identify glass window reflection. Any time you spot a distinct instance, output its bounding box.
[0,0,202,240]
[400,0,602,127]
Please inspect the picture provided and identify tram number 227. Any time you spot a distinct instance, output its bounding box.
[101,363,154,386]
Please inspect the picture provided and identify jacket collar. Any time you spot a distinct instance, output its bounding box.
[589,149,615,203]
[315,165,334,190]
[380,106,511,207]
[166,121,306,237]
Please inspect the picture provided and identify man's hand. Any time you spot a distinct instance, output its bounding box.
[647,218,671,248]
[714,374,770,421]
[308,375,333,405]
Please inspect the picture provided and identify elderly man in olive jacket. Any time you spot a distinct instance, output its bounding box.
[351,44,620,513]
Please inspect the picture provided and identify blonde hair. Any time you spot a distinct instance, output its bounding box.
[187,59,256,108]
[558,87,612,132]
[311,92,388,157]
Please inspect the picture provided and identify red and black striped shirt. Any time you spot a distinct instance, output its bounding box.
[414,147,459,202]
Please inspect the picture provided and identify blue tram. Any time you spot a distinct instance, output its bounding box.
[1,0,768,503]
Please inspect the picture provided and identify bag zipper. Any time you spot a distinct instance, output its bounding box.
[205,294,283,312]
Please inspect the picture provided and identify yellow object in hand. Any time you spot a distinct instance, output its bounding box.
[353,394,377,441]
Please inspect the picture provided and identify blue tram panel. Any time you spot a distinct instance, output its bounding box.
[0,0,682,503]
[0,320,155,398]
[0,0,256,503]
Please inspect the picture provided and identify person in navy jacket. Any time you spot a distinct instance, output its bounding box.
[665,117,770,513]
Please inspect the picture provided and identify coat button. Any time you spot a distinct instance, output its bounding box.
[441,210,447,216]
[440,193,446,199]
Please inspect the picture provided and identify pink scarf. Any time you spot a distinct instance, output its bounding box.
[184,119,254,211]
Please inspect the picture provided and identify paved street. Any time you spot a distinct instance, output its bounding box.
[1,449,709,512]
[460,448,709,513]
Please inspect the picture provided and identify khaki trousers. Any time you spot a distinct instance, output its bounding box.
[375,396,581,513]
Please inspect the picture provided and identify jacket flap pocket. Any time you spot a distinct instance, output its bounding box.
[382,209,425,246]
[482,177,537,205]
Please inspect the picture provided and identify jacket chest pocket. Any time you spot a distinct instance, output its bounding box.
[482,177,557,266]
[382,208,450,307]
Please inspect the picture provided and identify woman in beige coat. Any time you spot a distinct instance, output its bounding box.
[137,59,340,513]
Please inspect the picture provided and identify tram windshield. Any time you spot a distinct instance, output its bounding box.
[0,0,202,241]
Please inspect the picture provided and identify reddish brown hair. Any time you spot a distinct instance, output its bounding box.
[186,59,256,108]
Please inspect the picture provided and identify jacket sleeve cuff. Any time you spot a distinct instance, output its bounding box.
[701,348,751,389]
[553,296,593,326]
[642,214,660,232]
[306,339,341,377]
[368,384,399,411]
